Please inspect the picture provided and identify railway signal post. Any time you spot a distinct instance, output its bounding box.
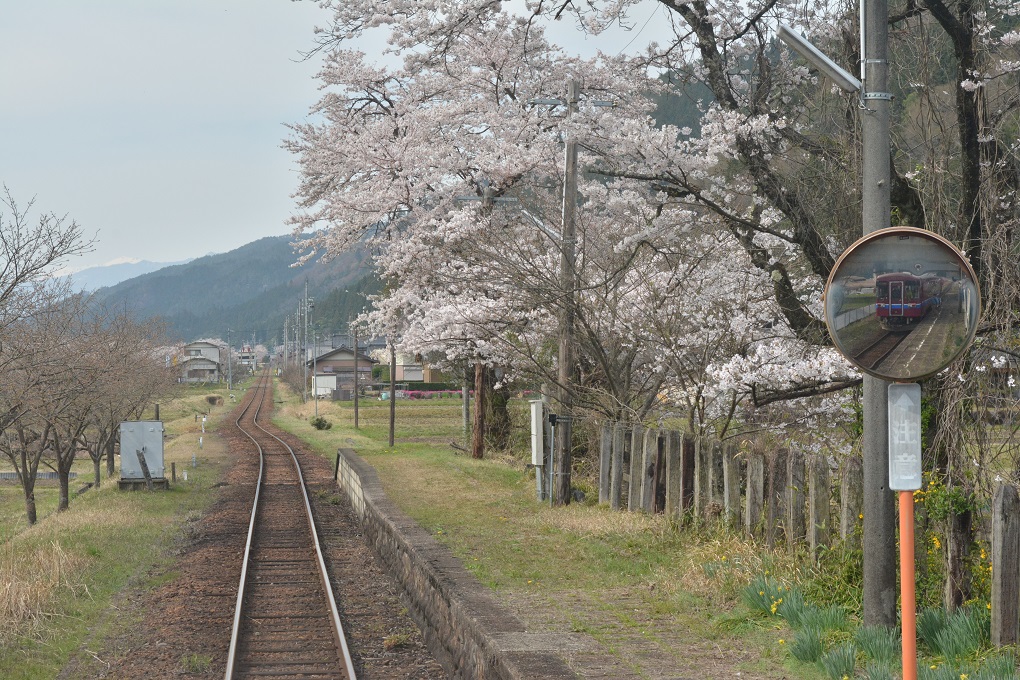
[824,227,980,679]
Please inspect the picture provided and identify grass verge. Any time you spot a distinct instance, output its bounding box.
[0,383,238,679]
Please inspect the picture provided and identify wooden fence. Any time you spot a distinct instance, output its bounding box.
[597,424,862,552]
[597,424,1020,648]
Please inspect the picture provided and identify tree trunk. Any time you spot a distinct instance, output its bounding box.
[488,378,511,451]
[106,437,115,476]
[93,454,102,489]
[471,362,486,459]
[58,474,70,511]
[24,489,36,525]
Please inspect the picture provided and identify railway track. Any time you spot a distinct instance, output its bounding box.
[225,370,357,680]
[854,331,909,371]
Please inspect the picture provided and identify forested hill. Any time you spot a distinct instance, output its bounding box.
[90,235,378,344]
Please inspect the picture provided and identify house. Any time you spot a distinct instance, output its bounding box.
[238,344,258,374]
[179,341,222,383]
[306,346,377,391]
[394,352,447,382]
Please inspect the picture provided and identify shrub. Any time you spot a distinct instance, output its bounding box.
[310,416,332,431]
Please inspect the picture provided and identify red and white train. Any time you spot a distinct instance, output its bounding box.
[875,272,945,328]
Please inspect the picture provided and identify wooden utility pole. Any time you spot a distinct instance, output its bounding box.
[861,0,897,628]
[554,79,579,506]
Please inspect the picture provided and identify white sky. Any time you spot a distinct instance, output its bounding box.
[0,1,670,271]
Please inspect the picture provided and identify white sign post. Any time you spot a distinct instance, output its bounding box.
[888,383,922,491]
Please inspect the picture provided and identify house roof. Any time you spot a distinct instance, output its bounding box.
[306,346,377,366]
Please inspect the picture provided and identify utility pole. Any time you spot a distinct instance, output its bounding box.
[389,344,396,447]
[226,327,233,390]
[861,0,897,628]
[554,78,579,506]
[302,283,309,403]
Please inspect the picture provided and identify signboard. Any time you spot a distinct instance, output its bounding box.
[823,227,980,381]
[888,383,922,490]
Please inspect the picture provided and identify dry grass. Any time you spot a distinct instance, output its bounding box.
[0,541,89,642]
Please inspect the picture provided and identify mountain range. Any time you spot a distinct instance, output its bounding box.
[88,236,379,344]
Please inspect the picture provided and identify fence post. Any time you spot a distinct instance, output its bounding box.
[711,440,725,513]
[641,428,657,513]
[665,431,682,520]
[694,438,710,520]
[610,424,625,511]
[787,446,806,550]
[599,423,612,505]
[840,456,864,548]
[808,454,831,559]
[628,424,644,512]
[681,434,696,520]
[992,483,1020,646]
[745,451,765,537]
[723,441,741,529]
[767,448,788,549]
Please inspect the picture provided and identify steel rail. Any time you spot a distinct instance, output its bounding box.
[224,370,357,680]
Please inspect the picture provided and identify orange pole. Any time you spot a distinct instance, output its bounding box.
[900,490,917,680]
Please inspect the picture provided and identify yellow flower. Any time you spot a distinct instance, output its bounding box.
[778,639,785,645]
[859,513,864,520]
[721,556,727,561]
[961,674,969,679]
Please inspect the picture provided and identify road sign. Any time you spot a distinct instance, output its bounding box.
[823,227,980,381]
[888,383,922,490]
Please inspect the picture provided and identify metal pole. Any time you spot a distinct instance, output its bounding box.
[353,326,359,429]
[314,329,319,418]
[554,78,579,506]
[899,491,918,679]
[861,0,897,627]
[227,328,232,390]
[388,344,396,447]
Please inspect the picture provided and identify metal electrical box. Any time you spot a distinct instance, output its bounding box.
[119,421,165,480]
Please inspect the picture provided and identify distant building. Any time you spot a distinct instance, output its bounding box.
[307,346,377,391]
[180,341,221,383]
[238,344,258,374]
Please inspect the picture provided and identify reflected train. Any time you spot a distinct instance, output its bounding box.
[875,272,945,329]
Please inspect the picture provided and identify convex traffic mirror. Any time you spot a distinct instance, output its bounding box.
[823,227,980,381]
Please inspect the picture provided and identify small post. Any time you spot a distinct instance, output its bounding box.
[767,448,789,548]
[991,483,1020,646]
[722,441,740,528]
[745,451,765,537]
[808,454,831,559]
[787,446,807,549]
[628,424,644,511]
[665,431,682,519]
[840,456,864,546]
[599,423,612,504]
[171,461,176,483]
[334,450,342,480]
[135,449,153,491]
[610,423,625,510]
[641,428,657,513]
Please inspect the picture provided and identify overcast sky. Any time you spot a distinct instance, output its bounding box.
[0,1,668,272]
